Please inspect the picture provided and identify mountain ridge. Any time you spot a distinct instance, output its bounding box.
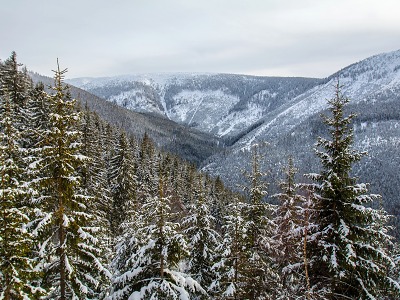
[30,72,224,165]
[38,49,400,235]
[67,73,321,138]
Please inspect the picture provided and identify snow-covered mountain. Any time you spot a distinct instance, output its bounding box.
[232,49,400,150]
[200,49,400,233]
[67,49,400,232]
[67,73,320,137]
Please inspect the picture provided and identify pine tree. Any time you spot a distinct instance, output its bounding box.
[30,62,110,299]
[209,196,247,299]
[109,132,137,237]
[79,105,114,278]
[26,82,50,148]
[240,144,279,299]
[0,52,30,114]
[304,82,400,299]
[273,156,306,299]
[0,88,42,299]
[210,176,229,231]
[108,174,205,299]
[182,175,221,297]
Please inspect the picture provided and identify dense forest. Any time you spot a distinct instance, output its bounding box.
[1,52,399,299]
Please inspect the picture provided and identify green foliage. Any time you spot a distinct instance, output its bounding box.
[30,62,110,299]
[2,52,399,300]
[0,65,42,299]
[183,176,221,297]
[273,157,307,299]
[305,82,400,299]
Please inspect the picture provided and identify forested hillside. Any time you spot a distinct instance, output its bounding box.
[202,50,400,238]
[68,73,321,138]
[30,72,224,166]
[1,52,399,299]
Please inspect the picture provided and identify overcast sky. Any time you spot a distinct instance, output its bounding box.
[2,0,400,79]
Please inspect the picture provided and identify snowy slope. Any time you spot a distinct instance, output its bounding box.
[200,49,400,224]
[67,74,320,137]
[232,49,400,150]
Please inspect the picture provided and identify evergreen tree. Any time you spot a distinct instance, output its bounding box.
[304,82,400,299]
[0,52,30,114]
[273,156,306,299]
[240,144,279,299]
[109,132,137,237]
[26,82,50,148]
[79,105,114,273]
[30,62,110,299]
[182,175,221,297]
[210,196,247,299]
[210,176,229,231]
[0,88,42,299]
[108,174,205,299]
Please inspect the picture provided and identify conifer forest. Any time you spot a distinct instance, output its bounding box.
[1,52,400,300]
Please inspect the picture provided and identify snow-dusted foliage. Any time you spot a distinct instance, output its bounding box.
[182,176,221,296]
[304,82,400,299]
[273,156,307,299]
[240,144,280,299]
[108,132,137,237]
[209,197,248,299]
[29,63,110,299]
[107,176,205,299]
[3,51,400,300]
[79,104,113,258]
[211,145,280,299]
[0,52,43,299]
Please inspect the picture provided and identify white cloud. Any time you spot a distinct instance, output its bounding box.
[1,0,400,78]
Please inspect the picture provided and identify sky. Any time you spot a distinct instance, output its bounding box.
[2,0,400,79]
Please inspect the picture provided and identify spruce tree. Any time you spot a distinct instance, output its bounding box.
[30,62,110,299]
[0,52,30,115]
[240,144,279,299]
[26,82,50,148]
[209,196,247,299]
[109,132,137,237]
[305,82,400,299]
[273,156,306,299]
[108,174,205,299]
[0,88,42,299]
[182,175,221,297]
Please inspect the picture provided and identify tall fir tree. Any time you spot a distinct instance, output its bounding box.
[30,62,110,299]
[182,175,221,297]
[107,173,205,299]
[109,132,137,237]
[240,144,279,299]
[304,82,400,299]
[273,156,306,299]
[0,52,30,113]
[0,87,42,299]
[26,82,50,148]
[209,195,247,299]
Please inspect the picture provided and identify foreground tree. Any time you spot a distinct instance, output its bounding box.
[209,196,247,299]
[273,157,306,299]
[108,174,205,299]
[305,82,400,299]
[31,62,110,299]
[0,88,42,299]
[240,144,279,299]
[183,176,221,297]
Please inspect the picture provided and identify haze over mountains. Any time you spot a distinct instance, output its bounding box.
[62,49,400,235]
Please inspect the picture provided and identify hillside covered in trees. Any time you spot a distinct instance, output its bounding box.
[1,52,400,299]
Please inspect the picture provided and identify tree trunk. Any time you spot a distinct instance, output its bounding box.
[58,175,66,300]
